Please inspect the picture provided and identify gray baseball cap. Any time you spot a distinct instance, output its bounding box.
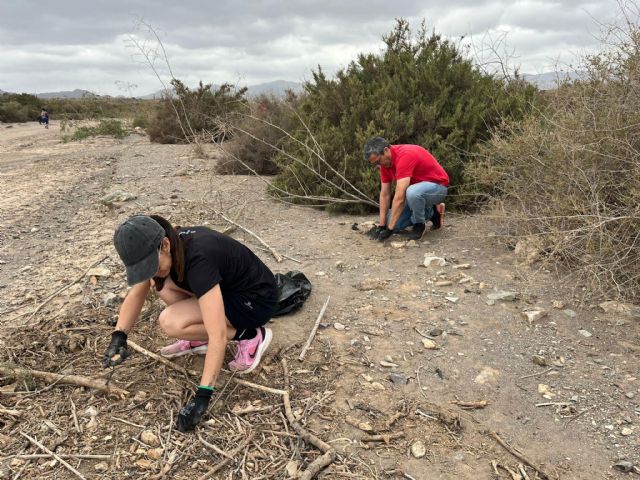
[113,215,165,285]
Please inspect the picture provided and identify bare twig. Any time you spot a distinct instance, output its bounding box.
[20,432,87,480]
[299,296,330,361]
[214,209,283,262]
[127,339,198,377]
[197,432,233,460]
[0,366,128,397]
[489,431,552,480]
[360,432,405,443]
[0,406,21,416]
[519,367,556,379]
[452,400,489,410]
[197,432,256,479]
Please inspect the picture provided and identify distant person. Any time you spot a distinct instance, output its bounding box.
[102,215,277,432]
[39,109,49,128]
[363,137,449,241]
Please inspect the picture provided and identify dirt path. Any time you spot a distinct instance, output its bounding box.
[0,122,638,479]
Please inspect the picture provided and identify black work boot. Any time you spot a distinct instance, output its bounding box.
[407,222,425,240]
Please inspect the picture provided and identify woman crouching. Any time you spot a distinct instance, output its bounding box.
[102,215,277,432]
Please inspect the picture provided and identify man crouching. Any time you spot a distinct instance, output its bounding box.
[364,137,449,241]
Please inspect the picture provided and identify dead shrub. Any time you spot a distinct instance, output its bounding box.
[467,9,640,301]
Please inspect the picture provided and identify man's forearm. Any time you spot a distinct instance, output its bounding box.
[388,196,405,230]
[379,193,391,225]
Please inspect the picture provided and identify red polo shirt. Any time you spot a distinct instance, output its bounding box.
[380,144,449,186]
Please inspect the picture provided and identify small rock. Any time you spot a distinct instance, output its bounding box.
[335,261,345,271]
[380,360,399,368]
[86,266,111,277]
[458,277,472,284]
[521,309,548,323]
[100,190,137,206]
[94,462,109,472]
[146,447,163,460]
[102,292,119,307]
[285,460,299,478]
[445,296,459,303]
[621,427,633,436]
[173,166,189,176]
[453,263,471,269]
[474,367,500,385]
[486,299,496,306]
[411,440,427,458]
[84,406,98,418]
[369,382,386,391]
[435,280,453,287]
[333,322,346,331]
[613,461,635,473]
[390,241,407,249]
[487,290,517,302]
[406,240,418,247]
[135,459,153,469]
[429,328,443,337]
[625,392,636,399]
[538,384,555,399]
[388,373,408,385]
[315,271,326,276]
[531,355,548,367]
[599,301,640,318]
[422,338,439,350]
[423,255,446,268]
[140,430,160,447]
[552,300,565,309]
[361,373,373,382]
[562,309,577,318]
[578,329,592,338]
[355,278,385,291]
[133,391,148,402]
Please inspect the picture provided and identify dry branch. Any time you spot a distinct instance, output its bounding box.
[360,432,405,443]
[299,296,330,361]
[452,400,489,410]
[197,432,256,480]
[0,366,128,397]
[0,406,22,416]
[490,431,552,480]
[127,339,198,377]
[214,209,283,262]
[20,432,87,480]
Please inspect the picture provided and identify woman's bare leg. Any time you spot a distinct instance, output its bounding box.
[156,277,236,341]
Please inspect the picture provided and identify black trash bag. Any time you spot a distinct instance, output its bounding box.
[273,271,312,317]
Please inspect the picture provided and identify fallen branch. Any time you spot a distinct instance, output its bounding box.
[231,378,288,396]
[299,296,330,361]
[25,255,109,324]
[452,400,489,410]
[489,431,552,480]
[360,432,405,444]
[197,432,233,460]
[221,200,248,235]
[197,432,256,480]
[13,454,111,460]
[0,366,128,397]
[282,359,336,480]
[127,340,198,377]
[20,432,86,480]
[0,406,22,416]
[214,209,283,262]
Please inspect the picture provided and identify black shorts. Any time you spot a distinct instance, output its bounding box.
[223,291,277,331]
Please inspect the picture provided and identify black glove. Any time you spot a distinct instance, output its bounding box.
[377,227,393,242]
[176,386,213,432]
[102,331,129,368]
[367,225,385,239]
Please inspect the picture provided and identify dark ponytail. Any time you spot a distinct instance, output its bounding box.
[149,215,187,291]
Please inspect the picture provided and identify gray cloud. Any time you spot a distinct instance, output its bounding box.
[0,0,619,95]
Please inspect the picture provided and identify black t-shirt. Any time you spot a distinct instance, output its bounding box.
[170,227,276,300]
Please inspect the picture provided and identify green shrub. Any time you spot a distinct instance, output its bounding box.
[148,80,247,144]
[216,92,302,175]
[269,19,536,212]
[66,119,128,142]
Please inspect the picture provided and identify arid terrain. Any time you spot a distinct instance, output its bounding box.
[0,121,639,479]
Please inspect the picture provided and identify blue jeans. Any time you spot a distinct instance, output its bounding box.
[387,181,448,230]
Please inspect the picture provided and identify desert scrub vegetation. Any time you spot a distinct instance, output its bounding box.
[148,80,247,144]
[466,7,640,301]
[63,119,128,142]
[266,19,537,212]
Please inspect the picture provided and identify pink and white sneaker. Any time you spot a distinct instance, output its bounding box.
[228,327,272,374]
[160,340,208,358]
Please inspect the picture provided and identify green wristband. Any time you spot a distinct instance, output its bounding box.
[198,385,215,392]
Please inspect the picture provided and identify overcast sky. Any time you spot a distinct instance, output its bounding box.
[0,0,619,96]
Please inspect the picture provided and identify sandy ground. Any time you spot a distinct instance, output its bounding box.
[0,121,639,479]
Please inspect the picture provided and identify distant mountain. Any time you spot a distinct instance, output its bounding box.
[36,89,97,99]
[522,71,587,90]
[140,80,303,100]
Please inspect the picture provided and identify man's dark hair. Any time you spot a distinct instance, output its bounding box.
[363,136,390,161]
